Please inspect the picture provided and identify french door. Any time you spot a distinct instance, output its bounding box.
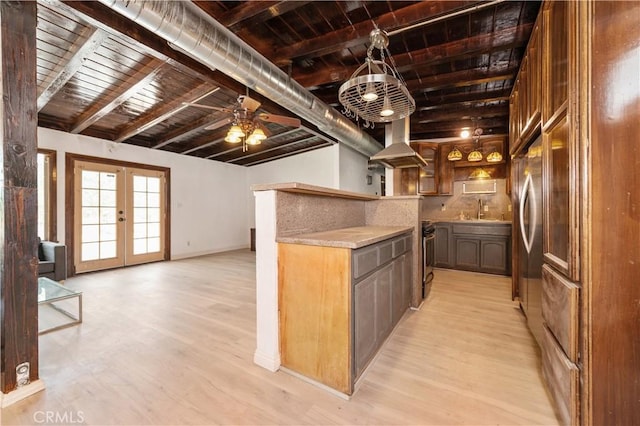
[74,161,166,273]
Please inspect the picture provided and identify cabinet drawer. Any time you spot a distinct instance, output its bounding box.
[542,264,579,362]
[378,241,393,265]
[353,245,379,279]
[452,224,511,236]
[541,324,579,426]
[392,236,407,258]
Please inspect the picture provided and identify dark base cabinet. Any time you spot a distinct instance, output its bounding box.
[353,234,412,380]
[434,223,453,267]
[435,222,511,275]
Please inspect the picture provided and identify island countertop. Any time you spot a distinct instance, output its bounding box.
[278,225,413,249]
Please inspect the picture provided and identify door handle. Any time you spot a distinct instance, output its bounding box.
[118,217,126,222]
[519,173,535,254]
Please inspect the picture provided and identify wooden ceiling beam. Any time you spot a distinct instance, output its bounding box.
[417,96,510,112]
[58,1,300,121]
[115,85,219,143]
[406,67,518,93]
[271,1,477,64]
[413,105,509,123]
[70,58,167,133]
[416,87,512,110]
[411,127,508,140]
[37,27,109,111]
[292,23,530,89]
[410,117,508,133]
[151,113,224,149]
[196,1,309,28]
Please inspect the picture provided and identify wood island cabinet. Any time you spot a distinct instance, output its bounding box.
[279,231,412,395]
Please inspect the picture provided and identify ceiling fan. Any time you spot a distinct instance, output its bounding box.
[183,94,301,151]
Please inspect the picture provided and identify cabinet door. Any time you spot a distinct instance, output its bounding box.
[543,113,577,279]
[454,237,480,271]
[375,264,393,343]
[414,143,438,195]
[480,238,510,275]
[391,256,405,325]
[402,251,412,308]
[354,273,376,378]
[434,225,452,267]
[543,0,568,123]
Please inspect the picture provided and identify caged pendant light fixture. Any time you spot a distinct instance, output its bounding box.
[338,28,415,124]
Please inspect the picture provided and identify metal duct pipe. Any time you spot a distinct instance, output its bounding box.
[97,0,382,156]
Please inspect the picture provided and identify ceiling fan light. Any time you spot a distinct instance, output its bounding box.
[447,147,463,161]
[246,134,262,146]
[250,127,267,141]
[225,133,241,143]
[486,151,503,163]
[380,95,394,117]
[228,124,245,138]
[460,129,471,139]
[468,150,483,162]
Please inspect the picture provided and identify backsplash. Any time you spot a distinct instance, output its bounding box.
[421,179,512,221]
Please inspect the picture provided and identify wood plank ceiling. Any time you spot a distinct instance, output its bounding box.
[36,0,541,166]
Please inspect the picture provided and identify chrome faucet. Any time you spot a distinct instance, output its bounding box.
[477,198,484,219]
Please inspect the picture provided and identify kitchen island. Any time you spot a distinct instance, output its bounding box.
[252,183,423,388]
[278,226,413,396]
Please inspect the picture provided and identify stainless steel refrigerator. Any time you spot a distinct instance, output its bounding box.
[513,134,543,347]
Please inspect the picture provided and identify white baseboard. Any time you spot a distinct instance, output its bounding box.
[1,380,46,408]
[253,350,280,372]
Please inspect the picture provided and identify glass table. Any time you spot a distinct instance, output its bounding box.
[38,277,83,334]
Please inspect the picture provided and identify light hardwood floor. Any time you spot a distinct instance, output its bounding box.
[2,250,559,425]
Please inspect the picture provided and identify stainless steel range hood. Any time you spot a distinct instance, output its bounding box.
[369,142,428,169]
[369,117,427,169]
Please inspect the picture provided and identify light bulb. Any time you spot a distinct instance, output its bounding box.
[362,83,378,102]
[380,96,394,117]
[460,129,471,138]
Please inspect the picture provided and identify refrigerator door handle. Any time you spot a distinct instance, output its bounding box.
[519,173,535,254]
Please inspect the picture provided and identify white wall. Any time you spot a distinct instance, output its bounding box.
[337,143,383,195]
[246,145,339,227]
[38,127,249,259]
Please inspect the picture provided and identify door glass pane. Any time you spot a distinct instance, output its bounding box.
[100,207,116,224]
[147,177,160,193]
[547,117,569,262]
[133,175,147,192]
[82,242,99,261]
[100,224,116,241]
[133,238,146,255]
[82,189,100,206]
[134,223,147,238]
[134,192,147,207]
[82,171,99,188]
[82,207,99,225]
[100,241,117,259]
[100,173,117,190]
[82,225,99,243]
[101,190,116,206]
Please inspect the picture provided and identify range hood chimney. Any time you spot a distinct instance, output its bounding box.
[369,118,427,169]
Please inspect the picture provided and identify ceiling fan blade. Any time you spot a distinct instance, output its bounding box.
[257,113,301,128]
[238,95,261,112]
[255,121,272,137]
[204,116,233,131]
[182,102,233,113]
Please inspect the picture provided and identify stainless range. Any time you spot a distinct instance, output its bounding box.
[422,220,435,298]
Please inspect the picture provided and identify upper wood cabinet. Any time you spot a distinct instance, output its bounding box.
[510,18,542,156]
[413,142,438,195]
[543,0,568,123]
